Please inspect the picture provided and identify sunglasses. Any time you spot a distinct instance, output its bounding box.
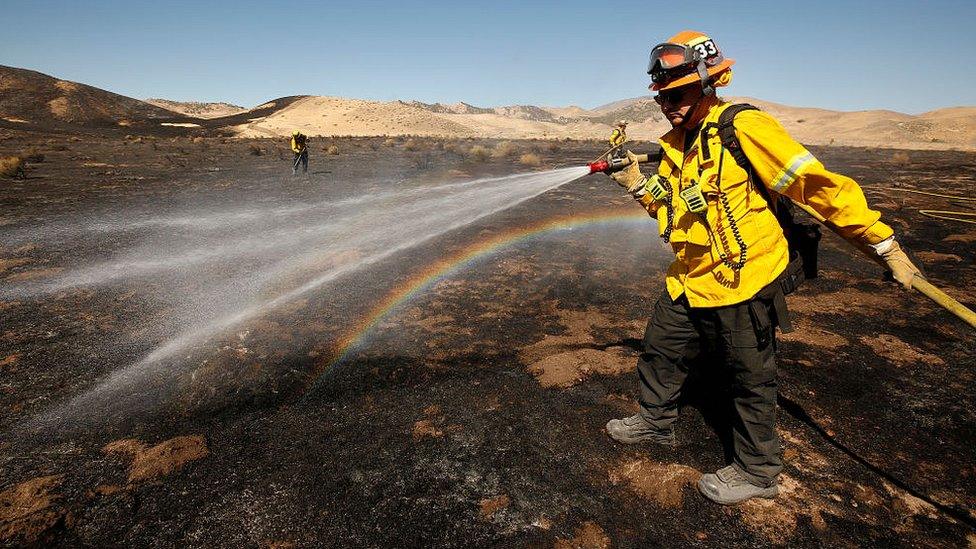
[653,87,694,105]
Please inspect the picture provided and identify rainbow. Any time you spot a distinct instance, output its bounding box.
[325,209,654,370]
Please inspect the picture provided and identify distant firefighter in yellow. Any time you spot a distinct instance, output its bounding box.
[608,120,627,158]
[291,130,309,175]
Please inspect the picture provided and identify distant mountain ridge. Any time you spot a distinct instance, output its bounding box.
[1,65,974,150]
[145,98,246,119]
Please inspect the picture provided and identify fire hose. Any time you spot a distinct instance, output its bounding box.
[587,153,976,330]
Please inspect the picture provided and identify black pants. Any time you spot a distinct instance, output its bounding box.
[293,150,308,174]
[638,290,781,487]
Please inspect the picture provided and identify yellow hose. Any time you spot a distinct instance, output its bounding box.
[918,210,976,225]
[863,186,976,225]
[590,140,628,164]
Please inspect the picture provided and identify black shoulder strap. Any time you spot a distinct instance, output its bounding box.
[715,104,795,223]
[717,103,759,171]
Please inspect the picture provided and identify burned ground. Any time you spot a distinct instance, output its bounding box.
[1,129,974,547]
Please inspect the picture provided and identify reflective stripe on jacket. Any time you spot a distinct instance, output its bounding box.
[609,128,626,148]
[637,101,893,308]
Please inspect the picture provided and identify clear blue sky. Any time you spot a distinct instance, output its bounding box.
[3,0,975,114]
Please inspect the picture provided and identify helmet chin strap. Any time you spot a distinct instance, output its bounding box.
[696,60,715,97]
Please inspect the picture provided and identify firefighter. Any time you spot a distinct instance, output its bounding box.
[604,30,922,504]
[291,130,309,175]
[609,120,628,158]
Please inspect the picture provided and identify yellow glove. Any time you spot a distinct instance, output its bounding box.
[608,151,646,196]
[878,239,923,290]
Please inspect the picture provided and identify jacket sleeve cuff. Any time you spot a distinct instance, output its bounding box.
[860,220,895,246]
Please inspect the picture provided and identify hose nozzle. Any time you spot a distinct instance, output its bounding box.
[587,152,657,174]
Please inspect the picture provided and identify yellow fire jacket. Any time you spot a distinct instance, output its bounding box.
[609,128,627,148]
[636,101,894,308]
[291,135,307,154]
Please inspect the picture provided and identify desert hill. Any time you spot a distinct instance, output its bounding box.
[230,94,975,150]
[145,98,246,119]
[0,65,181,130]
[1,64,973,150]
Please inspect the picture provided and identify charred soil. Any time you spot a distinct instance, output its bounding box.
[1,130,974,547]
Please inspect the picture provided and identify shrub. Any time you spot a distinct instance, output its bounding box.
[890,151,910,165]
[248,143,263,156]
[0,156,25,179]
[519,153,543,167]
[468,145,490,162]
[403,138,422,151]
[326,144,339,155]
[383,137,398,147]
[23,149,44,163]
[546,141,560,152]
[492,140,519,158]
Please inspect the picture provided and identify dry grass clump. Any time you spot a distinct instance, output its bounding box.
[492,140,519,158]
[890,151,911,165]
[546,141,560,152]
[22,149,44,163]
[248,143,263,156]
[403,138,424,152]
[468,145,491,162]
[325,144,340,155]
[0,156,26,179]
[519,152,543,167]
[383,137,398,148]
[191,136,205,144]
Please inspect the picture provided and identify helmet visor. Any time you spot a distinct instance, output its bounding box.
[647,43,695,73]
[647,43,697,85]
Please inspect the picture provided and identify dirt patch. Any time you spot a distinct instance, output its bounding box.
[780,326,850,349]
[789,287,892,317]
[608,459,700,508]
[526,347,632,389]
[4,267,63,282]
[0,258,31,273]
[412,419,443,440]
[478,494,510,519]
[915,251,964,263]
[882,480,939,530]
[943,233,976,244]
[738,475,827,543]
[554,521,611,549]
[0,475,66,544]
[859,334,945,367]
[0,354,20,369]
[103,435,209,483]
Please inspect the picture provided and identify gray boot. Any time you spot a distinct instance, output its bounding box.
[698,465,778,505]
[605,414,676,446]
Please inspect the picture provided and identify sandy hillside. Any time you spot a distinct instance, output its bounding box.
[0,65,178,130]
[231,96,617,140]
[726,97,976,150]
[228,94,975,150]
[1,64,973,149]
[146,98,246,119]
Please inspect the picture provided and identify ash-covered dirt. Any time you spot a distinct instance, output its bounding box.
[1,129,975,547]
